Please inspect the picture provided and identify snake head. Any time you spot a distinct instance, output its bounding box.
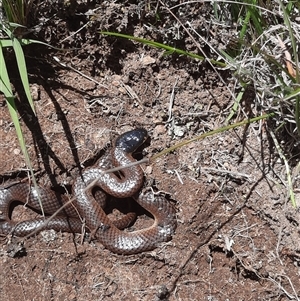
[115,128,148,153]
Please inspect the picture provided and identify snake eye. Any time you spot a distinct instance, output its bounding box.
[115,128,148,153]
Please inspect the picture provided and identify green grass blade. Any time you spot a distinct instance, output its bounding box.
[1,37,77,52]
[283,88,300,102]
[0,44,29,167]
[0,77,12,96]
[100,31,226,67]
[225,90,244,124]
[240,9,251,43]
[0,43,13,96]
[151,112,275,161]
[248,6,263,35]
[0,43,45,216]
[20,38,71,50]
[0,40,13,47]
[12,36,36,114]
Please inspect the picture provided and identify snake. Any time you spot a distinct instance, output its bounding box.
[0,129,177,254]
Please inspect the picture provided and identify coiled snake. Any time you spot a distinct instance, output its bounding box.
[0,129,177,254]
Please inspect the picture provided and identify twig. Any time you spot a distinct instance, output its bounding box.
[202,167,251,181]
[268,275,300,301]
[52,56,108,89]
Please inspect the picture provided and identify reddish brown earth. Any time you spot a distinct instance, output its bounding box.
[1,1,300,300]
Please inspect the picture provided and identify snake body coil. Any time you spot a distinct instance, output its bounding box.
[0,129,177,254]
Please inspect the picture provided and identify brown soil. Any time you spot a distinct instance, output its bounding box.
[1,1,300,300]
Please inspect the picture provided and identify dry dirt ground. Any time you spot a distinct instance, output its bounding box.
[1,1,300,300]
